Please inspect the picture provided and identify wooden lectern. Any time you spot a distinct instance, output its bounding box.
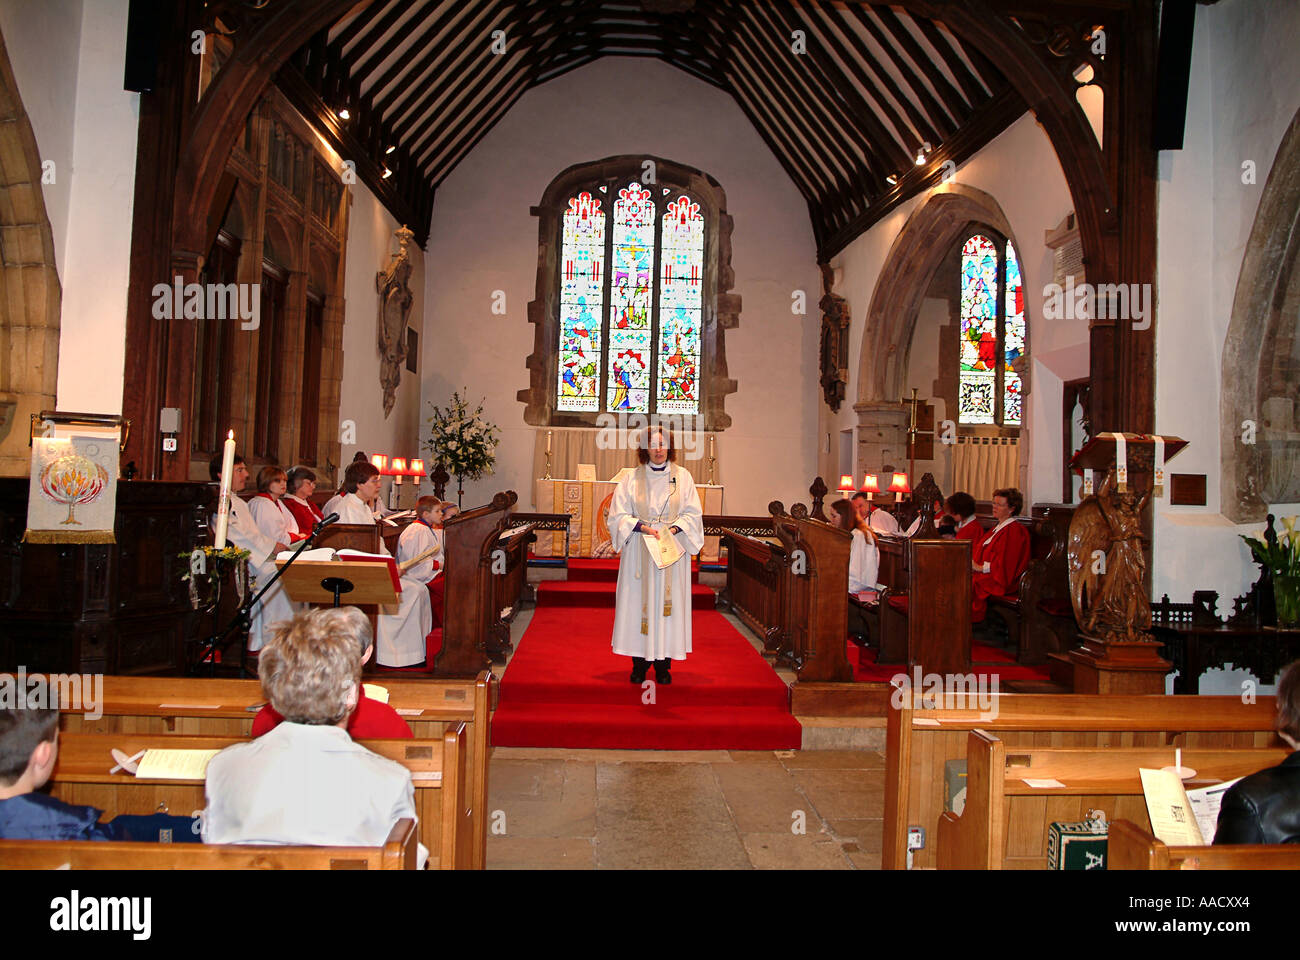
[277,560,401,608]
[1066,433,1186,693]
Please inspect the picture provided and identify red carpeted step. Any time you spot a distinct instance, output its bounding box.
[492,599,798,749]
[491,702,801,750]
[536,579,715,610]
[563,557,702,584]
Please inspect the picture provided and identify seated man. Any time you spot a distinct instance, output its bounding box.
[851,492,901,536]
[397,496,445,628]
[202,609,426,866]
[249,606,412,739]
[0,705,197,842]
[971,487,1031,623]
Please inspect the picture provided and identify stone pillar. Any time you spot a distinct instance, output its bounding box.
[853,400,910,479]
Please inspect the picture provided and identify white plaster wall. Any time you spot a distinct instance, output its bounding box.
[0,0,82,272]
[827,110,1083,507]
[338,180,425,490]
[54,0,137,414]
[421,57,819,514]
[1154,0,1300,643]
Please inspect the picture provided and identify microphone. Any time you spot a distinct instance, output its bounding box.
[315,512,341,532]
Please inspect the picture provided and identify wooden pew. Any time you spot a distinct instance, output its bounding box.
[718,529,789,655]
[935,730,1289,869]
[47,727,475,869]
[985,507,1076,664]
[770,508,852,682]
[0,819,419,870]
[488,522,535,662]
[60,671,493,869]
[1107,818,1300,870]
[438,491,518,677]
[883,693,1281,869]
[876,533,971,674]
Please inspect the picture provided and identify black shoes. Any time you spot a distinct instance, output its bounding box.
[654,659,672,684]
[630,657,649,684]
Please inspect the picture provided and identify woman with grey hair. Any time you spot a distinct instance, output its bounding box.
[202,609,425,865]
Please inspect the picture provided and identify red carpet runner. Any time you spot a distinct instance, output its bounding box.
[491,559,802,750]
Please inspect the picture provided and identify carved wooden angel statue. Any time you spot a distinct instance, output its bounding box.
[1068,469,1153,642]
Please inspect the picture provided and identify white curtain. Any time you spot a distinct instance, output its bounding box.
[952,436,1020,501]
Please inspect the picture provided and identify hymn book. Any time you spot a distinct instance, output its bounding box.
[1139,769,1242,845]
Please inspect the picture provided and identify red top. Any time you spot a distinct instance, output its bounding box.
[249,692,414,739]
[972,520,1031,598]
[282,495,324,535]
[954,517,987,551]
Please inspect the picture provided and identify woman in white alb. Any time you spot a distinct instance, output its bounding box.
[333,461,433,667]
[607,426,704,684]
[833,498,879,644]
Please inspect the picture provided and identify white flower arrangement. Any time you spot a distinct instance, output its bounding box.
[427,390,500,486]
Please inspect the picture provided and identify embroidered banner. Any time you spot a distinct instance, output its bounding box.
[23,434,118,544]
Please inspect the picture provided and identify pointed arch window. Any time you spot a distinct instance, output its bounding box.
[958,234,1023,426]
[556,179,704,416]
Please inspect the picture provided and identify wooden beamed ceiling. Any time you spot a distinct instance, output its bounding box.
[280,0,1032,256]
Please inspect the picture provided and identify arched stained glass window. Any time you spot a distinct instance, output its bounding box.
[555,179,703,416]
[958,232,1023,426]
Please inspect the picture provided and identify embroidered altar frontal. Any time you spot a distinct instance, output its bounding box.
[533,478,723,561]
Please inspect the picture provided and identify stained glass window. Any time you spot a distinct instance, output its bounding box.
[555,179,705,417]
[958,233,1024,427]
[1003,240,1024,426]
[959,235,998,425]
[556,190,605,411]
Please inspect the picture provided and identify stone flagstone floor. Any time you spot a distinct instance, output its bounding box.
[485,747,885,869]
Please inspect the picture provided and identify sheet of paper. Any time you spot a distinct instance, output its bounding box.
[396,708,423,716]
[362,683,390,704]
[134,749,221,781]
[1140,767,1205,846]
[1186,777,1242,845]
[642,525,684,569]
[1021,778,1067,789]
[912,718,941,727]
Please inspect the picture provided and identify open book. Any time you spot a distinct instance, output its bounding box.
[336,549,402,592]
[1139,768,1244,845]
[276,547,337,562]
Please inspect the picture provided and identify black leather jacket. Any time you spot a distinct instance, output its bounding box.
[1213,751,1300,845]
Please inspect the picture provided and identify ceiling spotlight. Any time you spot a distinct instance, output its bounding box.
[886,173,898,186]
[385,144,397,155]
[382,166,393,179]
[338,107,351,120]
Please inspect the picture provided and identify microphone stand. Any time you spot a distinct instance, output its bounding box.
[190,513,340,678]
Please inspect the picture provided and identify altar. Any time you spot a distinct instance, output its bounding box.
[533,477,724,561]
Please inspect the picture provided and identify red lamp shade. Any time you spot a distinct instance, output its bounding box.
[408,459,425,477]
[861,474,880,498]
[370,454,388,474]
[390,457,408,475]
[838,474,855,492]
[889,472,910,500]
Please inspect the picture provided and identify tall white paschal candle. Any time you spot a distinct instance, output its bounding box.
[214,430,235,548]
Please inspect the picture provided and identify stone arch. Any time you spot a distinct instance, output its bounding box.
[857,184,1024,405]
[0,29,60,476]
[1221,106,1300,522]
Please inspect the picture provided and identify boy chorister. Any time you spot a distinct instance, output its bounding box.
[397,497,445,627]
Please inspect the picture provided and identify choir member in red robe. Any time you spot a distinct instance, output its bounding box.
[971,487,1030,622]
[282,466,325,533]
[946,491,986,550]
